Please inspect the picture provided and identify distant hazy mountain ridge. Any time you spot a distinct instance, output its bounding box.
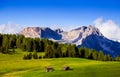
[20,25,120,57]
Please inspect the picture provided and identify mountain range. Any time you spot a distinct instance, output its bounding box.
[20,25,120,57]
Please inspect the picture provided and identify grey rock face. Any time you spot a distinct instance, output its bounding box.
[20,27,62,40]
[61,25,103,45]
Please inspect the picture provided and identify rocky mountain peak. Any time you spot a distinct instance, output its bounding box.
[71,25,103,36]
[20,27,62,40]
[61,25,103,45]
[71,26,87,31]
[87,25,103,36]
[54,28,63,33]
[20,27,42,38]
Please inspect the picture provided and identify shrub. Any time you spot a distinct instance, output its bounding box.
[39,55,42,59]
[23,53,32,60]
[33,52,38,59]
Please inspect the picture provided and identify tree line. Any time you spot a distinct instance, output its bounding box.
[0,34,120,61]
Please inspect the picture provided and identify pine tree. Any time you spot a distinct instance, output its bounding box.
[115,56,120,61]
[55,45,62,58]
[92,51,98,60]
[16,35,24,48]
[45,45,55,58]
[26,38,33,52]
[9,35,16,48]
[2,35,9,53]
[103,55,107,61]
[79,47,85,58]
[0,34,3,47]
[106,54,112,61]
[97,51,104,61]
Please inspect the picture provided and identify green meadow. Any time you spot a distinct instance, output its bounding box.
[0,49,120,77]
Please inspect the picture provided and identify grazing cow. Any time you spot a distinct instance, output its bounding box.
[62,66,72,71]
[45,66,54,72]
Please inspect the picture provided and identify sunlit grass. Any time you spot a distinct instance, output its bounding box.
[0,49,120,77]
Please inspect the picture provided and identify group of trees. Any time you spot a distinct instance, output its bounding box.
[44,44,113,61]
[0,34,120,61]
[0,34,16,54]
[0,34,45,53]
[23,52,42,60]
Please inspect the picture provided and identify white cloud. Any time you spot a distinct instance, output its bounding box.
[0,22,24,34]
[94,17,120,41]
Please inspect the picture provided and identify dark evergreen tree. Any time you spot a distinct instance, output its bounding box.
[55,45,62,58]
[115,56,120,61]
[79,47,85,58]
[0,34,3,47]
[2,35,9,53]
[97,51,104,61]
[21,38,27,51]
[16,35,24,48]
[9,35,16,48]
[106,54,112,61]
[103,55,107,61]
[84,48,90,59]
[67,44,76,57]
[26,38,33,52]
[88,53,93,59]
[33,38,40,52]
[45,45,55,58]
[92,51,98,60]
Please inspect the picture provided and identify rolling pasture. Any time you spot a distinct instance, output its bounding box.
[0,49,120,77]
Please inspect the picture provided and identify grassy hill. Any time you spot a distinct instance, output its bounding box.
[0,49,120,77]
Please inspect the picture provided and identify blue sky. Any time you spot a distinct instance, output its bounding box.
[0,0,120,27]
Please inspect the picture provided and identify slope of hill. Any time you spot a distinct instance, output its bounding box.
[0,51,120,77]
[20,26,120,57]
